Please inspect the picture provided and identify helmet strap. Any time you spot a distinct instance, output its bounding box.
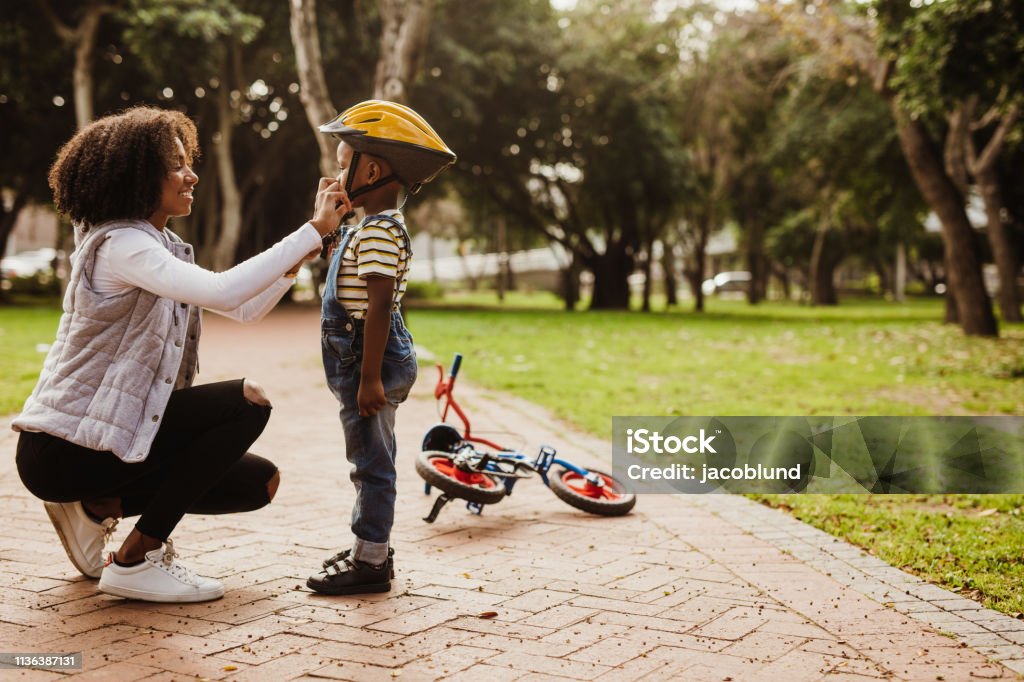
[344,149,401,201]
[344,150,361,196]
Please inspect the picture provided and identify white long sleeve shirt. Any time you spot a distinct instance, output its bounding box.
[89,222,322,323]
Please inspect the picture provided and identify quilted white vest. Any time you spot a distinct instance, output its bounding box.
[12,219,201,462]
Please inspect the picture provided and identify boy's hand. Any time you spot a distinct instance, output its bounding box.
[358,377,387,416]
[310,178,352,236]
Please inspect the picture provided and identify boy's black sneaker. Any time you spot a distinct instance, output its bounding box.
[322,547,395,579]
[307,556,391,595]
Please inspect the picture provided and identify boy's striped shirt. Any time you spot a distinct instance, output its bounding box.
[335,210,410,319]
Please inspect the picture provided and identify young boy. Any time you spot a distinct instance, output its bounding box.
[307,101,455,595]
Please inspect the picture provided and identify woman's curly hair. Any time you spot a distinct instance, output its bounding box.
[48,106,199,226]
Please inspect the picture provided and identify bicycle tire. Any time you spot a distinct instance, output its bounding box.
[415,450,506,505]
[548,466,636,516]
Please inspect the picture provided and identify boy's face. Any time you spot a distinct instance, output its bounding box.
[335,141,389,206]
[335,142,360,205]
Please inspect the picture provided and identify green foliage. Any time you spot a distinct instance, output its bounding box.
[417,0,691,306]
[877,0,1024,118]
[762,42,926,274]
[403,280,444,301]
[2,274,61,298]
[121,0,264,81]
[127,0,263,43]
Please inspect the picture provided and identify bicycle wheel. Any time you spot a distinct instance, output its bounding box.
[422,423,463,452]
[415,450,506,505]
[548,466,636,516]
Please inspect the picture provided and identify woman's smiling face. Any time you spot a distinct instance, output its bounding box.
[149,137,198,228]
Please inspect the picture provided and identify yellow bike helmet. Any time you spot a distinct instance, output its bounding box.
[319,100,456,195]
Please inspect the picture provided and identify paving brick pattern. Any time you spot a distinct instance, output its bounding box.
[0,307,1020,681]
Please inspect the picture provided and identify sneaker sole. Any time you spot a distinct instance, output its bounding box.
[44,502,102,579]
[305,577,391,596]
[98,580,225,603]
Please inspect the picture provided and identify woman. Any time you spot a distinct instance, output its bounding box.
[12,106,351,603]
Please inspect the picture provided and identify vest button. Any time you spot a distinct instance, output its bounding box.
[345,323,353,332]
[174,340,182,347]
[164,377,172,384]
[184,247,191,255]
[151,415,159,422]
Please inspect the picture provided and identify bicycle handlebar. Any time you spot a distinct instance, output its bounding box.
[450,353,463,379]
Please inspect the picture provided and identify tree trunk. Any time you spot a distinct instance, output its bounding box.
[37,0,109,296]
[458,242,479,290]
[890,105,997,336]
[683,218,711,313]
[428,232,437,283]
[70,5,104,128]
[197,155,221,266]
[873,254,890,296]
[37,0,108,130]
[589,247,632,310]
[894,241,906,303]
[811,260,839,305]
[211,79,243,272]
[561,249,581,311]
[746,217,767,304]
[289,0,337,177]
[662,241,678,307]
[945,284,959,324]
[976,166,1021,321]
[0,191,29,300]
[809,217,839,306]
[495,216,506,302]
[640,244,653,312]
[771,262,792,301]
[374,0,433,104]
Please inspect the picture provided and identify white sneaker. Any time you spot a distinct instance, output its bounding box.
[98,539,224,603]
[44,501,118,579]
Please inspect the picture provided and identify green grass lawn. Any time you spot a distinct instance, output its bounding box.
[406,296,1024,435]
[0,299,62,415]
[405,295,1024,616]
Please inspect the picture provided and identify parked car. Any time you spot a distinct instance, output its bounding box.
[0,248,57,279]
[701,271,751,296]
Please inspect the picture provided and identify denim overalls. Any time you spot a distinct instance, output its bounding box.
[321,214,418,565]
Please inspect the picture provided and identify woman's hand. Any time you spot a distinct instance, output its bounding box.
[310,178,352,237]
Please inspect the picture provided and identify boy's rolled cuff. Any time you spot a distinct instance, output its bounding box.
[352,537,389,566]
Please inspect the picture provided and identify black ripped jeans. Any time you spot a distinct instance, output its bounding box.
[16,379,277,541]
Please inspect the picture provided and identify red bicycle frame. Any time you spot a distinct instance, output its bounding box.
[433,359,507,452]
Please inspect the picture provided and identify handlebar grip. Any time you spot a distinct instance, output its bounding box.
[450,353,463,379]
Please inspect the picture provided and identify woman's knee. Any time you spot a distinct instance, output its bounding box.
[242,379,272,408]
[266,469,281,502]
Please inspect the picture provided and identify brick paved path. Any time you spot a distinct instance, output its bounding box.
[1,306,1021,681]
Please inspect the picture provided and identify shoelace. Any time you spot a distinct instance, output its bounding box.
[157,539,200,587]
[101,518,119,546]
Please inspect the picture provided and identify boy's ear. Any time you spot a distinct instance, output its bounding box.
[366,160,379,182]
